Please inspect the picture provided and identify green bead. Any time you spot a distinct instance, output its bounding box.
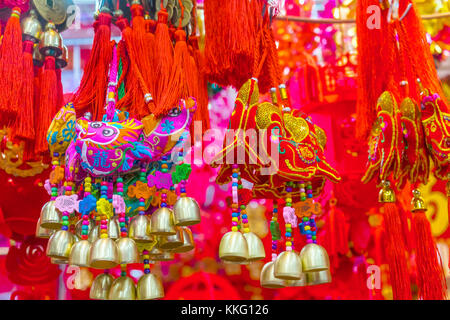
[237,184,243,189]
[240,205,246,210]
[62,221,69,226]
[303,217,309,222]
[312,236,316,240]
[301,197,307,201]
[162,169,168,173]
[61,216,69,221]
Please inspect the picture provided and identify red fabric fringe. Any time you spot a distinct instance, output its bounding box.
[35,56,58,154]
[0,8,23,126]
[383,203,412,300]
[12,40,35,142]
[412,210,447,300]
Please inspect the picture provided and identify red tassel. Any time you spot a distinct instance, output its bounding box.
[153,8,174,116]
[35,56,58,154]
[383,202,412,300]
[412,210,447,300]
[72,12,113,120]
[0,8,23,126]
[11,40,35,142]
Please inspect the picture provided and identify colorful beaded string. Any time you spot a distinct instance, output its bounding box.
[142,249,151,274]
[50,153,60,208]
[298,181,317,244]
[116,176,127,238]
[230,164,241,232]
[80,176,92,240]
[160,156,169,208]
[99,179,109,239]
[138,163,148,216]
[284,181,294,251]
[270,200,280,261]
[62,180,74,232]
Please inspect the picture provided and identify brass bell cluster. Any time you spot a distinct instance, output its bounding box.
[259,184,332,288]
[20,7,69,69]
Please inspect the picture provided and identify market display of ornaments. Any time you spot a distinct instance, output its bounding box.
[37,44,201,300]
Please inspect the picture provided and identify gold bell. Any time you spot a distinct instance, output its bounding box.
[36,218,53,238]
[129,215,153,242]
[148,246,164,259]
[39,22,63,57]
[260,261,286,288]
[22,10,42,42]
[218,231,249,263]
[108,216,121,240]
[411,189,427,212]
[137,273,165,300]
[88,225,100,243]
[56,44,68,69]
[33,44,43,67]
[378,180,395,203]
[89,238,120,269]
[243,232,266,262]
[286,274,307,287]
[158,227,184,250]
[149,251,175,262]
[90,273,114,300]
[69,239,91,267]
[46,230,75,259]
[51,257,68,264]
[116,237,139,265]
[306,270,332,286]
[173,197,201,226]
[300,243,330,273]
[108,276,136,300]
[170,227,195,253]
[274,250,302,280]
[149,207,176,236]
[40,201,62,230]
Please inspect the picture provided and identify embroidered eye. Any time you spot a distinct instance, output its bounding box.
[102,128,115,137]
[91,122,102,128]
[168,107,181,117]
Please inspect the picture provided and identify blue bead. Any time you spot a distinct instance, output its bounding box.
[62,226,68,231]
[273,209,278,213]
[121,228,127,232]
[144,269,150,274]
[242,214,247,219]
[161,203,167,207]
[232,212,239,217]
[180,188,186,193]
[143,259,149,264]
[232,173,238,178]
[285,232,291,237]
[232,183,238,187]
[82,225,88,230]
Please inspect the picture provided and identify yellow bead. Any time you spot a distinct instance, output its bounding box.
[286,198,292,203]
[108,92,115,99]
[244,228,250,233]
[286,224,291,228]
[231,226,238,232]
[286,241,292,246]
[100,234,108,239]
[143,255,150,259]
[231,217,238,222]
[300,193,306,197]
[304,226,311,231]
[144,264,150,269]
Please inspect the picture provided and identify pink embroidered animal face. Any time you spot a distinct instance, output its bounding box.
[78,121,121,145]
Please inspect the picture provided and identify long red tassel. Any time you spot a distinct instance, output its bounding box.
[72,11,113,120]
[412,210,447,300]
[355,0,389,139]
[35,56,58,154]
[153,6,174,116]
[12,40,35,142]
[0,7,23,126]
[383,202,412,300]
